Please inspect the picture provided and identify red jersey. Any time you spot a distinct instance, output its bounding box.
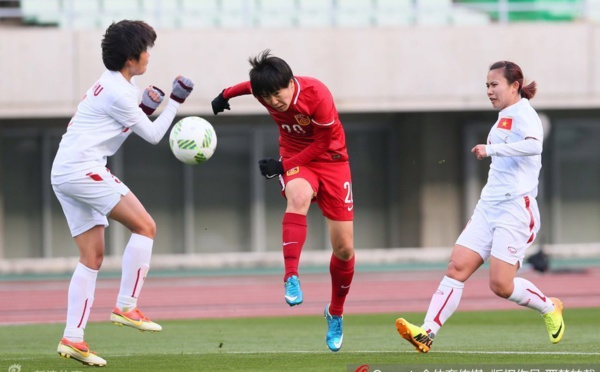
[222,76,348,171]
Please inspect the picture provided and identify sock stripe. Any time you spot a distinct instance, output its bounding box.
[77,298,88,328]
[433,288,454,327]
[131,268,142,298]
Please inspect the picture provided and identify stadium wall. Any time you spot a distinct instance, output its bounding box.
[0,23,599,118]
[2,23,600,273]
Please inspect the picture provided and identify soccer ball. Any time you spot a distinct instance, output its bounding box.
[169,116,217,165]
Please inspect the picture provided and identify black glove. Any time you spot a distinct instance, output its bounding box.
[211,91,231,115]
[258,158,284,179]
[170,75,194,103]
[139,85,165,115]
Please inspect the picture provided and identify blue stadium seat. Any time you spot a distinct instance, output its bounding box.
[416,0,453,25]
[336,0,374,28]
[452,7,491,25]
[102,0,144,22]
[21,0,61,25]
[297,0,333,28]
[180,0,219,29]
[60,0,102,29]
[218,0,253,28]
[584,0,600,22]
[140,0,180,29]
[374,0,414,26]
[255,0,297,29]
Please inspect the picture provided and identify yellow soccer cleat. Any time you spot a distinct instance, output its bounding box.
[543,297,565,344]
[110,307,162,332]
[57,338,107,367]
[395,318,433,353]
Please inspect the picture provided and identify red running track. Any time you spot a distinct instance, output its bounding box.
[0,267,598,325]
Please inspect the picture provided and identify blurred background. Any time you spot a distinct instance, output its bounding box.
[0,0,599,274]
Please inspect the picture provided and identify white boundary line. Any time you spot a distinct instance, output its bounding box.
[4,350,599,362]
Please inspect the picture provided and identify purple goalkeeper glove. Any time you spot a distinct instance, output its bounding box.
[170,75,194,103]
[139,85,165,115]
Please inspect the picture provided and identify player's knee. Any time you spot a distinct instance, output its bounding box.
[445,260,464,278]
[131,217,156,238]
[141,219,157,238]
[83,252,104,270]
[332,242,354,260]
[489,279,512,299]
[93,255,104,270]
[286,192,311,212]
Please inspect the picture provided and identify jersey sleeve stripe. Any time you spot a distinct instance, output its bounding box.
[293,78,301,105]
[312,119,335,126]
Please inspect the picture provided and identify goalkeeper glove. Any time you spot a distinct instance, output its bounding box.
[139,86,165,115]
[170,75,194,103]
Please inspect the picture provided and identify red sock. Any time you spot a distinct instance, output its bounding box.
[329,254,355,316]
[282,213,307,281]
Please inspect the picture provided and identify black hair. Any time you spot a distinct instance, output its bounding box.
[101,20,156,71]
[248,49,294,97]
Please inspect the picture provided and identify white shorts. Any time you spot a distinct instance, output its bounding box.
[52,167,130,237]
[456,196,540,266]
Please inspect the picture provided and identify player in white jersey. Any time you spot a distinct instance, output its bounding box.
[395,61,565,353]
[52,20,194,367]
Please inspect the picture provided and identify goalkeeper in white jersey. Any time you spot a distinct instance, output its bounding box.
[51,20,194,367]
[395,61,565,353]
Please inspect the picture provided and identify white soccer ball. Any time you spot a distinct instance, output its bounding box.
[169,116,217,165]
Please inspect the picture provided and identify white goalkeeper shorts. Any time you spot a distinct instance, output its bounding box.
[455,196,540,266]
[52,167,130,237]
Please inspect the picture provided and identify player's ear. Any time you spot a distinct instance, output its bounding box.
[288,79,294,88]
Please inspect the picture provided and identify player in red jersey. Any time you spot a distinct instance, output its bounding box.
[211,49,354,352]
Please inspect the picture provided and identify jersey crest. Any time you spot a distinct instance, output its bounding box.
[286,167,300,176]
[294,114,311,126]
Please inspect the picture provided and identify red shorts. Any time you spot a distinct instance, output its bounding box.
[279,161,354,221]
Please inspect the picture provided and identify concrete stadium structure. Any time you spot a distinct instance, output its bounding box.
[1,21,599,272]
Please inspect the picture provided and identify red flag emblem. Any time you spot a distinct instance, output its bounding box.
[497,118,512,130]
[294,114,311,126]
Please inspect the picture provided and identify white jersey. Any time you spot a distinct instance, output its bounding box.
[480,98,543,202]
[51,70,149,184]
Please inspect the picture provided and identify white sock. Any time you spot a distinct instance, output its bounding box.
[64,262,98,342]
[508,277,554,314]
[116,234,153,311]
[422,276,464,335]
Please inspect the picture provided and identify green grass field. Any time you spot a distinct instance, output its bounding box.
[0,308,597,371]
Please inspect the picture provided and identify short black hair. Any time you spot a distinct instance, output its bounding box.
[101,20,156,71]
[248,49,294,97]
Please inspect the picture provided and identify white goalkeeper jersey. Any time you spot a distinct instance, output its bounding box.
[51,70,148,184]
[480,98,543,202]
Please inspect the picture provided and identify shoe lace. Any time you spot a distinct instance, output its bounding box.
[286,277,300,296]
[69,340,97,355]
[543,312,558,330]
[132,308,150,322]
[329,316,342,336]
[75,341,91,352]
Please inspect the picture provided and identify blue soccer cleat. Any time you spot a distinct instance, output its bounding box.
[324,304,343,352]
[284,275,303,306]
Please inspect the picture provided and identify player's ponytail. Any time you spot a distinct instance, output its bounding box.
[520,81,537,100]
